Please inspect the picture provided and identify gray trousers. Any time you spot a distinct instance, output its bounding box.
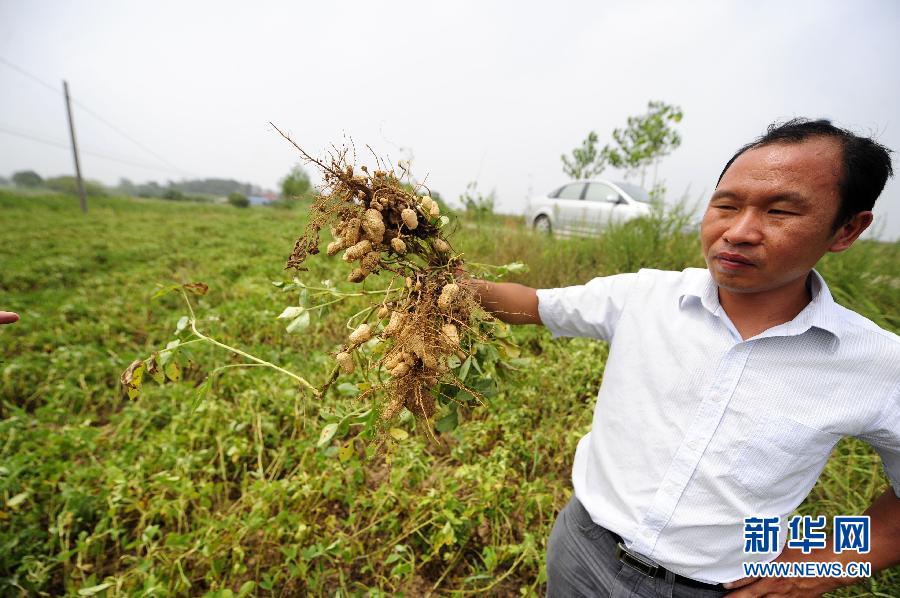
[546,497,728,598]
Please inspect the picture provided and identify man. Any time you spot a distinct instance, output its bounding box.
[460,119,899,597]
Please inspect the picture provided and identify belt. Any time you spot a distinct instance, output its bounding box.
[613,536,723,590]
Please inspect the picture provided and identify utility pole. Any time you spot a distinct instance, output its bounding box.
[63,80,87,213]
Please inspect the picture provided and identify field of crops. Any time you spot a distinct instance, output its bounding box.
[1,190,897,596]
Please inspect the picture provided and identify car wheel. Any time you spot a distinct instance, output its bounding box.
[534,215,552,235]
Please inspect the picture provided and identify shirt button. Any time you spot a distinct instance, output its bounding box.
[710,395,722,402]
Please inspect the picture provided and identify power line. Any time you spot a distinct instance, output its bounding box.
[0,125,196,175]
[0,55,198,178]
[0,56,60,95]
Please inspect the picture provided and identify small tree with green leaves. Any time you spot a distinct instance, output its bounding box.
[228,192,250,208]
[561,131,607,180]
[12,170,43,188]
[280,165,312,199]
[600,100,683,187]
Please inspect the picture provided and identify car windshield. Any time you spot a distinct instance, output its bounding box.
[615,182,651,203]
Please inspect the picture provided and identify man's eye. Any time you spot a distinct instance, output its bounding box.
[714,204,737,211]
[769,209,794,215]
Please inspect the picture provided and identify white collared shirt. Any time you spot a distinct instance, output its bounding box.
[536,268,900,583]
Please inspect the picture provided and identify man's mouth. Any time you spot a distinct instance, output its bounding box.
[715,252,756,269]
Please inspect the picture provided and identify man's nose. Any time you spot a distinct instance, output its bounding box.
[722,209,764,245]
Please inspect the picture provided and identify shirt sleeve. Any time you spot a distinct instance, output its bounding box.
[535,272,639,342]
[857,386,900,497]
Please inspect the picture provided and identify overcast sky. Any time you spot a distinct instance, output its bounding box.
[2,0,899,239]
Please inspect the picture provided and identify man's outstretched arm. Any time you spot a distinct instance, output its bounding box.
[460,279,542,325]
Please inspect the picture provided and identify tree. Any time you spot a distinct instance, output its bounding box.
[12,170,43,188]
[280,165,311,199]
[561,131,607,180]
[600,100,683,187]
[228,192,250,208]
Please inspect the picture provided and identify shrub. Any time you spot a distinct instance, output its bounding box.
[44,175,107,197]
[228,192,250,208]
[12,170,43,188]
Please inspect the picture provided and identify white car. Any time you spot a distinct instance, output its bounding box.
[527,179,653,236]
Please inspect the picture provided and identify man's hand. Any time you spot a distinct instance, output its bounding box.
[725,488,900,597]
[0,311,19,325]
[452,264,542,325]
[724,577,831,597]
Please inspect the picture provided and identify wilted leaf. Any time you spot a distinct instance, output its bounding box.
[285,311,311,333]
[146,357,165,384]
[78,583,114,597]
[182,282,209,295]
[165,361,182,382]
[389,427,409,441]
[317,423,338,447]
[175,316,189,333]
[7,492,28,509]
[439,216,450,227]
[278,306,304,320]
[338,442,355,462]
[121,359,144,399]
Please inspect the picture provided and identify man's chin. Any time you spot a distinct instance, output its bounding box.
[708,266,766,294]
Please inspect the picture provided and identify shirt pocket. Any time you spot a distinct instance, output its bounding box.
[730,415,841,499]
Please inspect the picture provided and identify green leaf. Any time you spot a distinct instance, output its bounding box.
[152,284,182,300]
[439,215,450,227]
[78,583,114,597]
[238,581,256,598]
[435,409,458,433]
[285,311,311,333]
[458,356,472,382]
[317,423,338,448]
[497,340,521,359]
[278,306,304,320]
[336,382,359,397]
[389,427,409,441]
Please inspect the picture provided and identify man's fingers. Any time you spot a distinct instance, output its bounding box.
[0,311,19,325]
[723,576,759,590]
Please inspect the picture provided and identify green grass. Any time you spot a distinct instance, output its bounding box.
[0,191,897,596]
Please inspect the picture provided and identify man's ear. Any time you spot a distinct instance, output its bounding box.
[828,211,874,253]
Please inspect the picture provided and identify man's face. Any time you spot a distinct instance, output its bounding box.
[700,137,846,295]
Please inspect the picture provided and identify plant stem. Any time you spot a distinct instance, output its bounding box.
[180,290,320,396]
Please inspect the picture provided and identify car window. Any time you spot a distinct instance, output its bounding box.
[584,183,618,202]
[555,183,586,200]
[615,182,651,203]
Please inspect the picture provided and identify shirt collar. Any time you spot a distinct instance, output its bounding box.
[678,268,844,343]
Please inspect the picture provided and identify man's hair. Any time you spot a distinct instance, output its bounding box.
[716,118,894,230]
